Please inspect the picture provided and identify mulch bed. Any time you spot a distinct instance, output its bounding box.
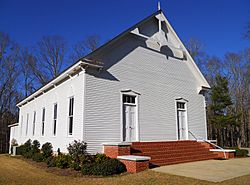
[14,156,82,177]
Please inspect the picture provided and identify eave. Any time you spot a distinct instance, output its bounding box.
[8,123,19,128]
[17,59,103,107]
[198,86,211,94]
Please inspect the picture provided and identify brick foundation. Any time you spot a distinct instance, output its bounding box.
[120,160,149,173]
[213,151,235,159]
[198,142,214,149]
[103,144,131,158]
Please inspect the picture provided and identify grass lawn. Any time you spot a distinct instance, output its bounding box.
[1,155,250,185]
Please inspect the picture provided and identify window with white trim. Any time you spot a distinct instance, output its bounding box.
[42,108,45,136]
[177,102,185,110]
[123,94,135,104]
[26,114,29,136]
[53,103,57,136]
[32,111,36,136]
[68,97,74,135]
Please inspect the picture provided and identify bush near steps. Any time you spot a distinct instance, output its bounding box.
[13,139,126,176]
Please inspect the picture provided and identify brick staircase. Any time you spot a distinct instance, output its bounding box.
[131,140,218,167]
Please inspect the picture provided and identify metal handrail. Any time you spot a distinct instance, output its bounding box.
[187,130,198,140]
[188,130,227,159]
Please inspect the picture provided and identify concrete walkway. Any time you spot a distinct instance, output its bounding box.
[152,158,250,182]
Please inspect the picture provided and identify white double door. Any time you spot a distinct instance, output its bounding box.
[177,110,188,140]
[123,104,136,142]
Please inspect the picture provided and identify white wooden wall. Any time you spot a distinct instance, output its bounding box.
[14,71,85,152]
[11,12,208,154]
[85,35,207,153]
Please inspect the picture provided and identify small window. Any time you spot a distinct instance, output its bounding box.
[32,111,36,136]
[26,114,29,136]
[177,102,185,109]
[53,103,57,136]
[68,97,74,135]
[42,108,45,136]
[123,95,135,104]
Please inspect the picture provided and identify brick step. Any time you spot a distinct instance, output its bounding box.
[132,141,202,146]
[132,142,199,148]
[132,141,197,146]
[131,145,207,152]
[150,153,217,163]
[131,147,210,156]
[150,154,217,166]
[150,156,216,167]
[133,150,213,159]
[149,151,214,160]
[132,143,206,149]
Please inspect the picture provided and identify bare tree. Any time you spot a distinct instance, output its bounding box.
[185,38,204,59]
[84,35,100,52]
[19,48,35,96]
[185,38,207,73]
[71,35,100,61]
[0,32,20,114]
[31,35,67,86]
[28,55,49,86]
[0,32,20,153]
[223,51,250,147]
[205,49,250,147]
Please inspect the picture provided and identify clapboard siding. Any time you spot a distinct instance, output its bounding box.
[11,11,208,155]
[13,72,85,152]
[85,35,207,153]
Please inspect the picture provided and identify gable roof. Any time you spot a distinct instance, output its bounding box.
[158,13,210,89]
[81,9,210,89]
[17,10,209,107]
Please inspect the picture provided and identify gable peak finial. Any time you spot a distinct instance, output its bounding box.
[158,1,161,11]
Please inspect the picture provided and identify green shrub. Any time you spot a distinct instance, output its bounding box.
[92,158,126,176]
[41,142,53,160]
[16,139,40,158]
[24,139,32,150]
[81,154,95,165]
[46,156,56,167]
[32,153,43,162]
[81,158,126,176]
[236,149,249,157]
[70,162,81,171]
[55,154,71,169]
[227,147,249,157]
[95,153,109,164]
[31,140,40,154]
[23,139,32,157]
[16,145,25,155]
[23,151,33,159]
[67,140,87,164]
[22,139,33,158]
[81,163,94,175]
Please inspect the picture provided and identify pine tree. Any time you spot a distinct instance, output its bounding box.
[209,74,237,146]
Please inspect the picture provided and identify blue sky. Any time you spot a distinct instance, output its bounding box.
[0,0,249,58]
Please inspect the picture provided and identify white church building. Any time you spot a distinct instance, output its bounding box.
[9,9,210,154]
